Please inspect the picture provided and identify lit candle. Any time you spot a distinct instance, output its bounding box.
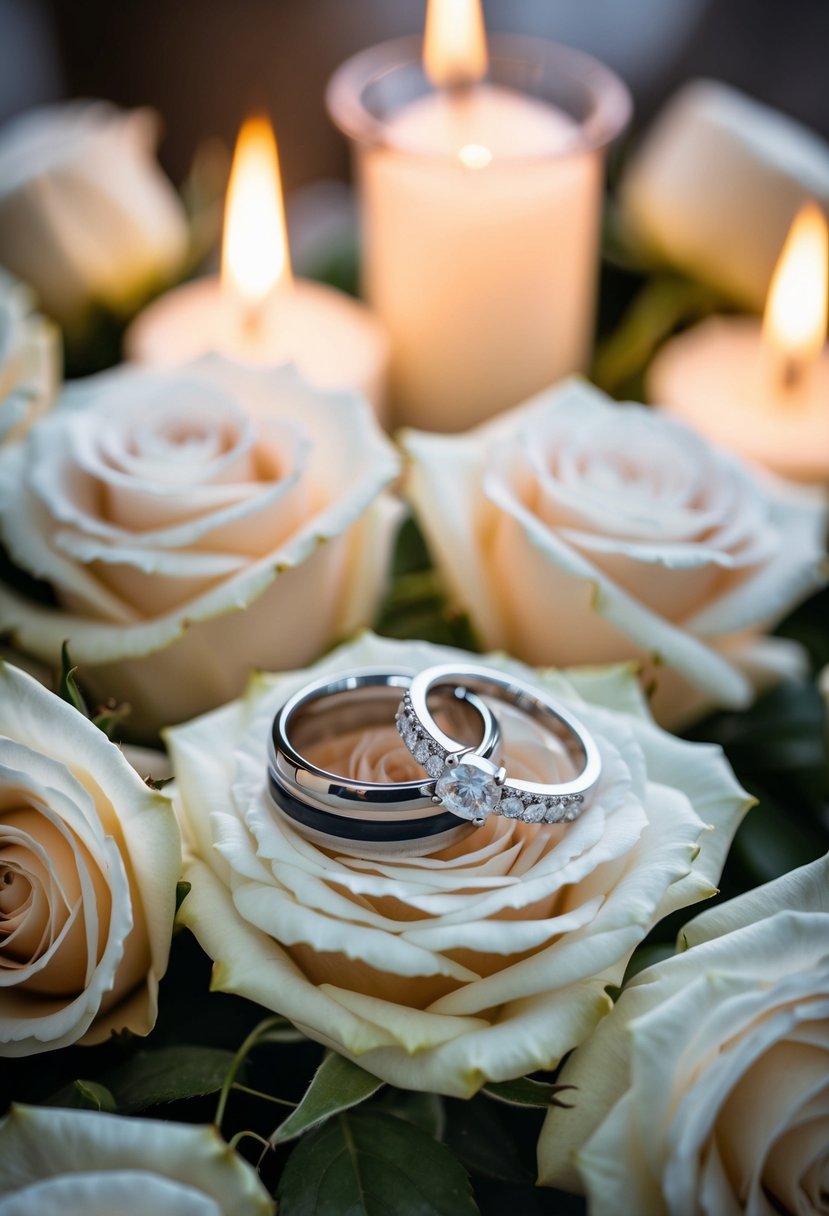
[649,203,829,484]
[327,0,630,432]
[126,116,389,419]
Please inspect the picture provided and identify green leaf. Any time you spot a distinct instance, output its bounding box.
[482,1078,575,1109]
[100,1046,238,1113]
[74,1080,117,1112]
[370,1089,445,1137]
[48,1079,117,1112]
[58,642,132,738]
[271,1051,383,1145]
[442,1098,531,1184]
[59,641,88,717]
[277,1110,479,1216]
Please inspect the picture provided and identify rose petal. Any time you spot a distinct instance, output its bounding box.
[0,1105,273,1215]
[0,663,179,1054]
[539,854,829,1215]
[172,632,748,1097]
[404,378,827,726]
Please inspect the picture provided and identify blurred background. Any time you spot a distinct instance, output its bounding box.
[2,0,829,192]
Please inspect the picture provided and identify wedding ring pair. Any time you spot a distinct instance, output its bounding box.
[267,663,601,856]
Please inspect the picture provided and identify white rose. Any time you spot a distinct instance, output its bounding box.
[0,1106,273,1216]
[168,631,750,1098]
[402,378,827,728]
[539,852,829,1216]
[0,101,189,331]
[0,270,59,444]
[0,662,180,1056]
[619,79,829,309]
[0,356,401,734]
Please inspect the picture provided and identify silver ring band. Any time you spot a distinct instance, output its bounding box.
[401,663,602,826]
[267,668,501,850]
[266,766,475,855]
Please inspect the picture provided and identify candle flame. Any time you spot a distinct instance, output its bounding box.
[221,115,291,313]
[423,0,488,88]
[763,201,828,387]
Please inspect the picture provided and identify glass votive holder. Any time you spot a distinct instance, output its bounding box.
[327,34,631,432]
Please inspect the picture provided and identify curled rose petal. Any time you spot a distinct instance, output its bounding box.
[618,79,829,310]
[169,632,750,1097]
[0,270,59,445]
[0,356,401,733]
[539,853,829,1216]
[0,1106,273,1215]
[0,662,180,1056]
[403,378,827,728]
[0,101,188,331]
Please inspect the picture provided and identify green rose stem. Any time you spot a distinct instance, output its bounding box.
[214,1015,301,1132]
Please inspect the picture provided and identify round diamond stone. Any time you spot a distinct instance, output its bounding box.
[524,802,548,823]
[436,763,502,822]
[425,753,444,778]
[500,796,525,819]
[413,741,431,765]
[544,803,565,824]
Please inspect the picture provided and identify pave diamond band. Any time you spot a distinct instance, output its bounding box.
[401,663,602,827]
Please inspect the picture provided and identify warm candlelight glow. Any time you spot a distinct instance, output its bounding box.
[763,201,828,388]
[423,0,488,88]
[458,142,492,169]
[221,115,291,314]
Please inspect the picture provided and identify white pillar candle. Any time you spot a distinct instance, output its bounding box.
[327,8,630,432]
[126,276,388,420]
[649,203,829,485]
[649,317,829,484]
[126,117,388,421]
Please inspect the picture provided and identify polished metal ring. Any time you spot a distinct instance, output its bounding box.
[267,667,501,850]
[401,662,602,827]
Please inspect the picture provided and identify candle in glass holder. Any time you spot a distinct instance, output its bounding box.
[126,117,389,419]
[327,0,631,432]
[649,203,829,485]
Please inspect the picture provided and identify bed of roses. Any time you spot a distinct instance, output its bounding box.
[0,90,828,1216]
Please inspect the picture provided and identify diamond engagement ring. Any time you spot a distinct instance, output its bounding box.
[268,668,501,853]
[399,663,602,827]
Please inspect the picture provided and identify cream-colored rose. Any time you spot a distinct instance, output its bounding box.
[0,1106,273,1215]
[169,631,750,1098]
[0,101,189,331]
[403,378,827,728]
[539,852,829,1216]
[0,662,180,1056]
[0,356,401,734]
[619,79,829,310]
[0,270,59,444]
